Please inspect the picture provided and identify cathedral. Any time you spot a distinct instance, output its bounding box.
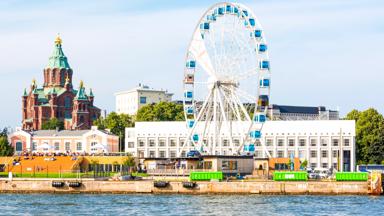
[22,36,101,130]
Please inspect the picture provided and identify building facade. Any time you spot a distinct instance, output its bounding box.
[125,120,356,171]
[9,126,119,154]
[115,84,173,115]
[22,36,100,130]
[268,104,339,120]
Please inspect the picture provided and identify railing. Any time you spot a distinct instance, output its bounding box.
[146,169,213,176]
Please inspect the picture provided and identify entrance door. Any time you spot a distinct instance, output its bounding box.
[343,150,351,172]
[16,141,23,152]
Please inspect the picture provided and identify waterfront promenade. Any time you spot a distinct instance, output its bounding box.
[0,179,369,195]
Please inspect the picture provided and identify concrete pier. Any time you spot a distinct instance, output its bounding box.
[0,179,369,195]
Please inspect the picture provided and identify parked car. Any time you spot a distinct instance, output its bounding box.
[307,168,319,179]
[314,168,332,179]
[187,150,201,157]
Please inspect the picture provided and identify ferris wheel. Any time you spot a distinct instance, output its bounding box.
[179,2,271,157]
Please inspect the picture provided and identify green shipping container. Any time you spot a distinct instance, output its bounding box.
[335,172,368,181]
[190,171,223,181]
[273,171,308,181]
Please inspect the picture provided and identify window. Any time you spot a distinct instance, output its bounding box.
[203,161,212,169]
[288,150,295,158]
[275,163,289,170]
[344,139,350,146]
[332,139,339,146]
[332,150,338,158]
[299,150,306,159]
[149,151,155,158]
[159,139,166,147]
[159,151,166,158]
[170,139,176,147]
[128,142,134,148]
[180,139,185,147]
[76,142,82,151]
[288,139,295,147]
[321,138,328,147]
[310,139,317,147]
[139,140,145,147]
[181,151,186,157]
[65,96,71,108]
[65,142,70,151]
[277,150,284,158]
[16,141,23,152]
[255,151,262,158]
[223,139,229,147]
[54,142,60,151]
[321,150,328,158]
[333,163,338,169]
[170,151,176,158]
[233,139,240,146]
[268,150,273,157]
[266,139,273,146]
[310,150,317,158]
[310,163,317,169]
[322,163,328,168]
[222,161,237,170]
[140,96,147,104]
[149,139,155,147]
[299,139,306,147]
[32,142,37,151]
[277,139,284,147]
[255,140,261,146]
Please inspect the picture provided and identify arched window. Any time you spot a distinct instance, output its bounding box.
[65,96,71,108]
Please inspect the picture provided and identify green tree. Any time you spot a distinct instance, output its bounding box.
[0,128,14,156]
[41,118,64,130]
[345,108,384,164]
[93,112,134,152]
[136,102,185,121]
[122,155,136,173]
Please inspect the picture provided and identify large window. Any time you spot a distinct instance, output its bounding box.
[310,139,317,147]
[65,96,71,108]
[16,141,23,152]
[321,150,328,158]
[310,150,317,158]
[159,139,166,147]
[299,139,306,147]
[149,139,155,147]
[170,139,176,147]
[222,161,237,170]
[54,142,60,151]
[344,138,350,146]
[140,96,147,104]
[138,139,145,147]
[65,142,70,151]
[76,142,82,151]
[266,139,273,146]
[321,138,328,147]
[170,151,176,158]
[277,150,284,158]
[277,139,284,147]
[32,142,37,151]
[159,151,166,158]
[333,150,338,158]
[332,139,339,146]
[288,139,295,147]
[149,151,155,158]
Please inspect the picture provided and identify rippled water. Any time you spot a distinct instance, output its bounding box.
[1,194,383,215]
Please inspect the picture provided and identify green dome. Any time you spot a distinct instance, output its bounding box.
[46,36,70,69]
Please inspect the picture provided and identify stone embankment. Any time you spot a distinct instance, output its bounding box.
[0,179,370,195]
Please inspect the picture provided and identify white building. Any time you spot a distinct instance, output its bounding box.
[268,104,339,120]
[125,120,356,171]
[115,84,173,115]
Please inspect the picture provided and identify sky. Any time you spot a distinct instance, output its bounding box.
[0,0,383,128]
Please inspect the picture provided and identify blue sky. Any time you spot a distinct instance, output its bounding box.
[0,0,383,128]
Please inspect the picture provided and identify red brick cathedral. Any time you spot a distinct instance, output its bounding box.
[22,36,101,130]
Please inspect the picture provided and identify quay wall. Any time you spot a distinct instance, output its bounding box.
[0,179,369,195]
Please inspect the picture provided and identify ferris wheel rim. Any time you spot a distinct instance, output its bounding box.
[181,2,271,157]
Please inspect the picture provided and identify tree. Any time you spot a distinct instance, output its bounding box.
[136,102,185,121]
[0,128,14,156]
[345,108,384,164]
[93,112,134,152]
[122,155,136,173]
[41,118,64,130]
[300,160,308,169]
